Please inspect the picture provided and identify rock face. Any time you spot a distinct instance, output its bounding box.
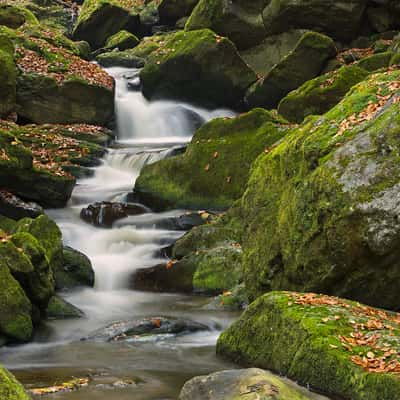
[245,31,336,109]
[262,0,367,42]
[83,317,208,342]
[236,69,400,310]
[140,29,256,108]
[0,191,43,220]
[278,65,369,123]
[185,0,269,50]
[80,202,148,228]
[0,364,31,400]
[135,109,289,210]
[179,368,320,400]
[217,291,400,400]
[158,0,199,24]
[55,246,94,290]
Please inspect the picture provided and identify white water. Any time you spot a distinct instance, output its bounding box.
[1,68,329,400]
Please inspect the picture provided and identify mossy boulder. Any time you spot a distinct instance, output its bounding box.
[55,246,94,290]
[158,0,199,24]
[140,29,256,108]
[217,291,400,400]
[245,31,336,109]
[0,365,31,400]
[0,5,28,29]
[46,295,84,319]
[180,368,319,400]
[185,0,269,50]
[96,50,145,68]
[356,52,393,72]
[0,36,16,117]
[236,69,400,310]
[0,260,32,342]
[104,30,139,51]
[135,109,288,210]
[278,65,369,123]
[262,0,367,42]
[72,0,141,49]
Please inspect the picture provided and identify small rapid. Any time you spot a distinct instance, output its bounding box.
[0,67,329,400]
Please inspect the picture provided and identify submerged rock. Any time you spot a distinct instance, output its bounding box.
[56,246,94,290]
[140,29,256,108]
[0,364,31,400]
[217,291,400,400]
[179,368,320,400]
[83,317,208,342]
[80,202,148,228]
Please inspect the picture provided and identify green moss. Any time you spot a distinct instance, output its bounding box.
[278,65,369,123]
[357,52,393,72]
[217,291,400,400]
[0,44,16,117]
[46,295,83,319]
[234,70,400,309]
[135,109,288,210]
[104,29,139,50]
[0,216,16,233]
[0,261,32,342]
[140,28,256,107]
[0,365,31,400]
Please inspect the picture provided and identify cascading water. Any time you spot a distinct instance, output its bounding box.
[0,67,330,400]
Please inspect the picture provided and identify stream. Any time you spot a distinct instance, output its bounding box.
[0,67,330,400]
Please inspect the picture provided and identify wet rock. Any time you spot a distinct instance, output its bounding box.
[206,284,248,311]
[0,364,31,400]
[46,295,84,319]
[83,316,208,342]
[80,202,149,228]
[179,368,319,400]
[55,246,94,290]
[155,211,215,231]
[96,50,145,68]
[0,190,43,220]
[158,0,199,25]
[217,291,400,400]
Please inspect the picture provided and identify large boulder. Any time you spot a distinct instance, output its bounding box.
[135,109,288,210]
[236,69,400,310]
[158,0,199,24]
[46,295,84,319]
[0,35,16,117]
[180,368,321,400]
[185,0,269,50]
[217,291,400,400]
[245,31,336,109]
[262,0,367,42]
[72,0,141,49]
[278,64,369,123]
[140,29,256,108]
[0,365,31,400]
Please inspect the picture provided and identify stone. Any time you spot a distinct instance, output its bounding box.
[46,295,84,319]
[0,365,31,400]
[217,291,400,400]
[0,190,43,220]
[245,31,336,109]
[140,29,256,108]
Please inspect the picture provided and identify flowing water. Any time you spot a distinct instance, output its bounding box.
[0,68,330,399]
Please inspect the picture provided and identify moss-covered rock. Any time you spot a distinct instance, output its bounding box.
[56,246,94,290]
[135,109,288,210]
[236,70,400,310]
[206,284,248,310]
[180,368,319,400]
[262,0,367,42]
[185,0,268,50]
[0,364,31,400]
[96,49,145,68]
[357,52,393,72]
[158,0,199,24]
[140,29,256,108]
[278,65,369,123]
[0,35,16,117]
[104,29,139,51]
[0,259,32,342]
[0,5,29,29]
[245,31,336,109]
[46,295,83,319]
[217,291,400,400]
[72,0,141,48]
